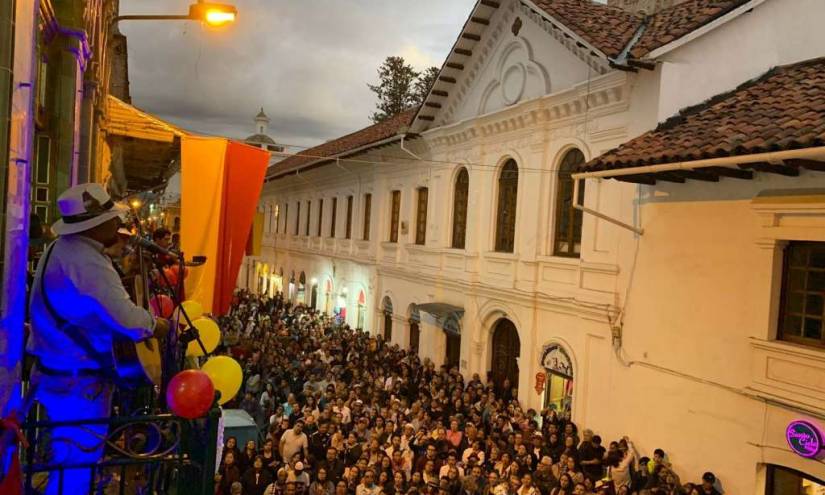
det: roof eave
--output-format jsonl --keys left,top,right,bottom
{"left": 574, "top": 147, "right": 825, "bottom": 181}
{"left": 266, "top": 134, "right": 411, "bottom": 182}
{"left": 411, "top": 0, "right": 500, "bottom": 133}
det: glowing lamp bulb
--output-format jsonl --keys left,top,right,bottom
{"left": 190, "top": 3, "right": 238, "bottom": 26}
{"left": 205, "top": 9, "right": 236, "bottom": 26}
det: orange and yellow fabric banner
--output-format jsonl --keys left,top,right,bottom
{"left": 181, "top": 137, "right": 269, "bottom": 315}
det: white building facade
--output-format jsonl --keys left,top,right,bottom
{"left": 244, "top": 0, "right": 825, "bottom": 492}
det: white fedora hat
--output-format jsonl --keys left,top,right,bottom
{"left": 52, "top": 183, "right": 129, "bottom": 236}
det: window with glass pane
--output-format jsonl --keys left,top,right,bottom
{"left": 415, "top": 188, "right": 428, "bottom": 245}
{"left": 273, "top": 205, "right": 280, "bottom": 234}
{"left": 294, "top": 202, "right": 300, "bottom": 235}
{"left": 331, "top": 197, "right": 337, "bottom": 238}
{"left": 363, "top": 194, "right": 372, "bottom": 241}
{"left": 389, "top": 190, "right": 401, "bottom": 243}
{"left": 317, "top": 199, "right": 324, "bottom": 237}
{"left": 305, "top": 200, "right": 311, "bottom": 236}
{"left": 779, "top": 242, "right": 825, "bottom": 348}
{"left": 284, "top": 204, "right": 288, "bottom": 234}
{"left": 36, "top": 135, "right": 50, "bottom": 184}
{"left": 495, "top": 160, "right": 518, "bottom": 253}
{"left": 34, "top": 205, "right": 48, "bottom": 224}
{"left": 346, "top": 196, "right": 353, "bottom": 239}
{"left": 554, "top": 149, "right": 585, "bottom": 257}
{"left": 452, "top": 168, "right": 469, "bottom": 249}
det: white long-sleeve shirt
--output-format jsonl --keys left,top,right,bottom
{"left": 27, "top": 235, "right": 155, "bottom": 370}
{"left": 609, "top": 443, "right": 637, "bottom": 489}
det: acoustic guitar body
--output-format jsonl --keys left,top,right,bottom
{"left": 112, "top": 337, "right": 163, "bottom": 387}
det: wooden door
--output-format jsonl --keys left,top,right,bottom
{"left": 409, "top": 321, "right": 420, "bottom": 354}
{"left": 384, "top": 312, "right": 393, "bottom": 342}
{"left": 445, "top": 333, "right": 460, "bottom": 369}
{"left": 491, "top": 319, "right": 520, "bottom": 392}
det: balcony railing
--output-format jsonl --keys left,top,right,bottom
{"left": 21, "top": 408, "right": 221, "bottom": 495}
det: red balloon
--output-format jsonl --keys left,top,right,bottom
{"left": 163, "top": 267, "right": 179, "bottom": 288}
{"left": 166, "top": 370, "right": 215, "bottom": 419}
{"left": 150, "top": 294, "right": 174, "bottom": 318}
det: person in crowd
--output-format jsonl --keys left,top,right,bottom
{"left": 281, "top": 420, "right": 310, "bottom": 463}
{"left": 292, "top": 461, "right": 312, "bottom": 492}
{"left": 244, "top": 455, "right": 275, "bottom": 495}
{"left": 698, "top": 472, "right": 721, "bottom": 495}
{"left": 240, "top": 439, "right": 259, "bottom": 474}
{"left": 217, "top": 451, "right": 243, "bottom": 495}
{"left": 607, "top": 437, "right": 638, "bottom": 491}
{"left": 216, "top": 290, "right": 722, "bottom": 495}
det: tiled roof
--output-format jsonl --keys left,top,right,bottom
{"left": 530, "top": 0, "right": 642, "bottom": 58}
{"left": 269, "top": 109, "right": 417, "bottom": 178}
{"left": 629, "top": 0, "right": 751, "bottom": 59}
{"left": 581, "top": 57, "right": 825, "bottom": 172}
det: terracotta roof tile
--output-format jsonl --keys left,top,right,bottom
{"left": 630, "top": 0, "right": 751, "bottom": 59}
{"left": 529, "top": 0, "right": 642, "bottom": 58}
{"left": 581, "top": 57, "right": 825, "bottom": 172}
{"left": 269, "top": 109, "right": 417, "bottom": 178}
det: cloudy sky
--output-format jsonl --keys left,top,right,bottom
{"left": 120, "top": 0, "right": 476, "bottom": 149}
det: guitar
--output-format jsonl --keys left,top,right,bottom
{"left": 112, "top": 337, "right": 163, "bottom": 387}
{"left": 111, "top": 251, "right": 163, "bottom": 388}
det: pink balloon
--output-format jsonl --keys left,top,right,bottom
{"left": 149, "top": 294, "right": 174, "bottom": 318}
{"left": 166, "top": 370, "right": 215, "bottom": 419}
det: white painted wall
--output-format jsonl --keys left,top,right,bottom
{"left": 655, "top": 0, "right": 825, "bottom": 120}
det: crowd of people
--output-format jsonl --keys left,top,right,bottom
{"left": 212, "top": 291, "right": 722, "bottom": 495}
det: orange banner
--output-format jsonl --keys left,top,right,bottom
{"left": 181, "top": 137, "right": 227, "bottom": 314}
{"left": 181, "top": 137, "right": 268, "bottom": 315}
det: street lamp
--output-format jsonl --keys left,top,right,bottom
{"left": 189, "top": 2, "right": 237, "bottom": 26}
{"left": 113, "top": 2, "right": 238, "bottom": 27}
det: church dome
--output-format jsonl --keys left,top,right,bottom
{"left": 245, "top": 133, "right": 277, "bottom": 145}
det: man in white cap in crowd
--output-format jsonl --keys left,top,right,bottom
{"left": 27, "top": 183, "right": 170, "bottom": 495}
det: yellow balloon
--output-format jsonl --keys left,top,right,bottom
{"left": 202, "top": 356, "right": 242, "bottom": 405}
{"left": 181, "top": 300, "right": 204, "bottom": 321}
{"left": 186, "top": 317, "right": 221, "bottom": 357}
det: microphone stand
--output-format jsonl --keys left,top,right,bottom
{"left": 131, "top": 216, "right": 210, "bottom": 404}
{"left": 150, "top": 253, "right": 210, "bottom": 367}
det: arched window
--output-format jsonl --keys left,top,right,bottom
{"left": 495, "top": 160, "right": 518, "bottom": 253}
{"left": 451, "top": 168, "right": 469, "bottom": 249}
{"left": 553, "top": 149, "right": 585, "bottom": 257}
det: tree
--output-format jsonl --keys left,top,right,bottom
{"left": 412, "top": 66, "right": 440, "bottom": 107}
{"left": 368, "top": 57, "right": 441, "bottom": 123}
{"left": 368, "top": 56, "right": 419, "bottom": 123}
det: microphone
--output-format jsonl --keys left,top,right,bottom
{"left": 129, "top": 235, "right": 178, "bottom": 258}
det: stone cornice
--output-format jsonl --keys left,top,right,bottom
{"left": 425, "top": 70, "right": 629, "bottom": 150}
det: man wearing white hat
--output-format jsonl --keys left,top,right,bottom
{"left": 27, "top": 183, "right": 170, "bottom": 495}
